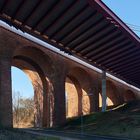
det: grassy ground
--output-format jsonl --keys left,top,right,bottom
{"left": 0, "top": 129, "right": 60, "bottom": 140}
{"left": 1, "top": 101, "right": 140, "bottom": 139}
{"left": 58, "top": 100, "right": 140, "bottom": 139}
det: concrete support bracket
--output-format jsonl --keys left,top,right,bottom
{"left": 102, "top": 71, "right": 107, "bottom": 112}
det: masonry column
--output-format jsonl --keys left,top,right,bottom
{"left": 52, "top": 77, "right": 66, "bottom": 126}
{"left": 102, "top": 71, "right": 107, "bottom": 112}
{"left": 93, "top": 87, "right": 100, "bottom": 112}
{"left": 91, "top": 74, "right": 100, "bottom": 112}
{"left": 0, "top": 55, "right": 13, "bottom": 127}
{"left": 51, "top": 61, "right": 66, "bottom": 127}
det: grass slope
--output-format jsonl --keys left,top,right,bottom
{"left": 59, "top": 100, "right": 140, "bottom": 139}
{"left": 0, "top": 129, "right": 60, "bottom": 140}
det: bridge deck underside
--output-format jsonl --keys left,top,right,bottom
{"left": 0, "top": 0, "right": 140, "bottom": 87}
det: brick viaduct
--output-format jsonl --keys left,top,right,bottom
{"left": 0, "top": 27, "right": 139, "bottom": 128}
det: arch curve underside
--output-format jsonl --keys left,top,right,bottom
{"left": 12, "top": 46, "right": 55, "bottom": 127}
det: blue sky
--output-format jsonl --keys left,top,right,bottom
{"left": 12, "top": 67, "right": 34, "bottom": 98}
{"left": 102, "top": 0, "right": 140, "bottom": 37}
{"left": 12, "top": 1, "right": 140, "bottom": 98}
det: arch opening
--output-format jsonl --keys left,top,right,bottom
{"left": 99, "top": 80, "right": 122, "bottom": 109}
{"left": 12, "top": 46, "right": 55, "bottom": 128}
{"left": 12, "top": 58, "right": 54, "bottom": 128}
{"left": 65, "top": 68, "right": 93, "bottom": 118}
{"left": 12, "top": 66, "right": 34, "bottom": 128}
{"left": 65, "top": 76, "right": 82, "bottom": 118}
{"left": 124, "top": 90, "right": 136, "bottom": 102}
{"left": 99, "top": 93, "right": 114, "bottom": 108}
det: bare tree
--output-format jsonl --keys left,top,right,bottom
{"left": 12, "top": 91, "right": 21, "bottom": 127}
{"left": 12, "top": 91, "right": 34, "bottom": 128}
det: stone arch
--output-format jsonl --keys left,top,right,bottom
{"left": 124, "top": 90, "right": 136, "bottom": 102}
{"left": 65, "top": 75, "right": 82, "bottom": 117}
{"left": 13, "top": 46, "right": 54, "bottom": 76}
{"left": 99, "top": 80, "right": 121, "bottom": 107}
{"left": 12, "top": 46, "right": 55, "bottom": 127}
{"left": 65, "top": 67, "right": 94, "bottom": 118}
{"left": 99, "top": 94, "right": 114, "bottom": 107}
{"left": 106, "top": 80, "right": 120, "bottom": 105}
